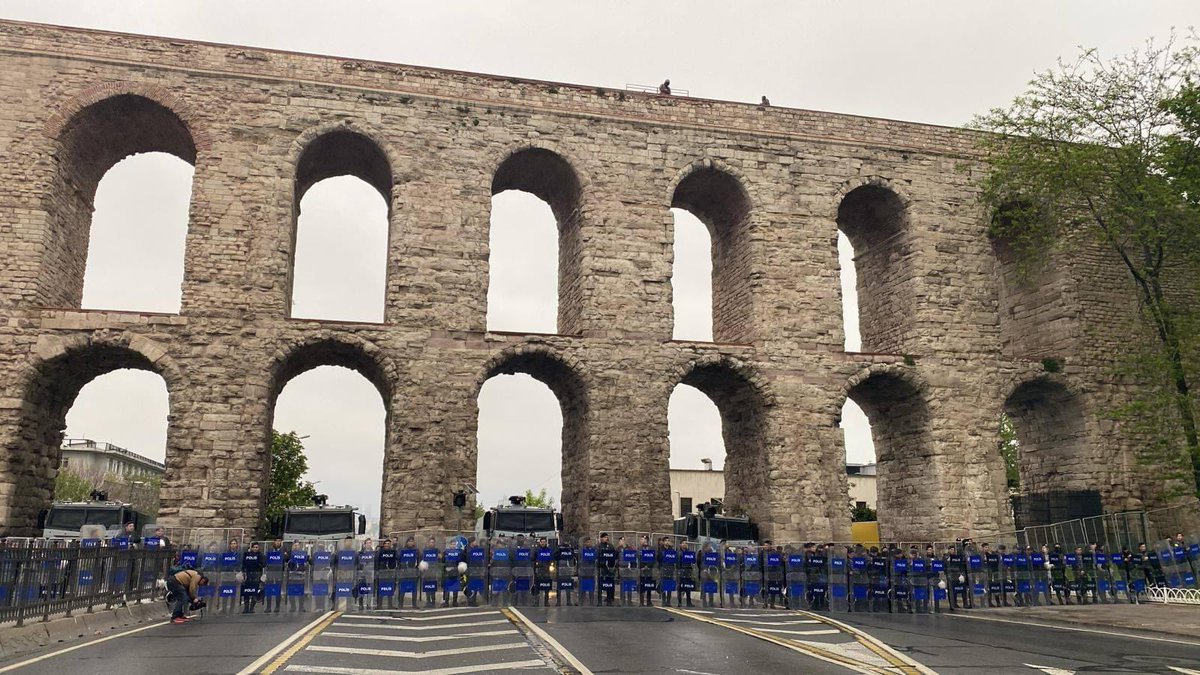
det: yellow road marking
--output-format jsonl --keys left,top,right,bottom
{"left": 661, "top": 607, "right": 887, "bottom": 674}
{"left": 802, "top": 611, "right": 933, "bottom": 675}
{"left": 260, "top": 610, "right": 342, "bottom": 675}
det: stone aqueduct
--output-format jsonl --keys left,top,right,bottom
{"left": 0, "top": 20, "right": 1182, "bottom": 541}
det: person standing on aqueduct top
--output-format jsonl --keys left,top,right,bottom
{"left": 659, "top": 79, "right": 671, "bottom": 95}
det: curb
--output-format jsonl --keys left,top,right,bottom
{"left": 0, "top": 600, "right": 171, "bottom": 661}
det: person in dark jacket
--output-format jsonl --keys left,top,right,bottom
{"left": 241, "top": 542, "right": 264, "bottom": 613}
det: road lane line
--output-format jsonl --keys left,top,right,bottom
{"left": 660, "top": 607, "right": 879, "bottom": 674}
{"left": 801, "top": 610, "right": 934, "bottom": 675}
{"left": 721, "top": 618, "right": 823, "bottom": 625}
{"left": 331, "top": 619, "right": 509, "bottom": 630}
{"left": 949, "top": 612, "right": 1200, "bottom": 646}
{"left": 237, "top": 611, "right": 339, "bottom": 675}
{"left": 0, "top": 619, "right": 168, "bottom": 673}
{"left": 505, "top": 607, "right": 595, "bottom": 675}
{"left": 284, "top": 660, "right": 547, "bottom": 674}
{"left": 255, "top": 610, "right": 343, "bottom": 675}
{"left": 367, "top": 606, "right": 494, "bottom": 615}
{"left": 320, "top": 629, "right": 519, "bottom": 642}
{"left": 340, "top": 611, "right": 498, "bottom": 621}
{"left": 307, "top": 642, "right": 526, "bottom": 658}
{"left": 758, "top": 627, "right": 842, "bottom": 636}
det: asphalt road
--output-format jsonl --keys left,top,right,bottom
{"left": 832, "top": 609, "right": 1200, "bottom": 674}
{"left": 0, "top": 604, "right": 1196, "bottom": 674}
{"left": 0, "top": 610, "right": 316, "bottom": 675}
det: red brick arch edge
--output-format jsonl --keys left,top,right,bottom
{"left": 42, "top": 81, "right": 214, "bottom": 152}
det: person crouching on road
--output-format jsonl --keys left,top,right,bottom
{"left": 167, "top": 569, "right": 209, "bottom": 624}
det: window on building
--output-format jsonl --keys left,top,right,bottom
{"left": 856, "top": 501, "right": 867, "bottom": 510}
{"left": 60, "top": 457, "right": 70, "bottom": 468}
{"left": 680, "top": 497, "right": 692, "bottom": 516}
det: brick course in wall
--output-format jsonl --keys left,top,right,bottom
{"left": 0, "top": 19, "right": 1192, "bottom": 541}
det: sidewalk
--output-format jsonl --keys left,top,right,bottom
{"left": 985, "top": 602, "right": 1200, "bottom": 639}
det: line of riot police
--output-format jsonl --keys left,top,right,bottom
{"left": 171, "top": 531, "right": 1200, "bottom": 614}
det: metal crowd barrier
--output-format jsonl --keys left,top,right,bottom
{"left": 0, "top": 537, "right": 174, "bottom": 627}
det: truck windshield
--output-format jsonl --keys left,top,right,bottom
{"left": 286, "top": 512, "right": 353, "bottom": 537}
{"left": 706, "top": 518, "right": 755, "bottom": 542}
{"left": 46, "top": 507, "right": 124, "bottom": 531}
{"left": 495, "top": 512, "right": 555, "bottom": 533}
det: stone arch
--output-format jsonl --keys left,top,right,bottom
{"left": 475, "top": 345, "right": 590, "bottom": 531}
{"left": 1002, "top": 374, "right": 1094, "bottom": 526}
{"left": 265, "top": 333, "right": 397, "bottom": 521}
{"left": 43, "top": 91, "right": 199, "bottom": 309}
{"left": 489, "top": 146, "right": 586, "bottom": 335}
{"left": 672, "top": 355, "right": 772, "bottom": 527}
{"left": 834, "top": 177, "right": 917, "bottom": 354}
{"left": 267, "top": 333, "right": 398, "bottom": 406}
{"left": 670, "top": 160, "right": 756, "bottom": 344}
{"left": 841, "top": 363, "right": 936, "bottom": 540}
{"left": 288, "top": 122, "right": 396, "bottom": 322}
{"left": 3, "top": 334, "right": 183, "bottom": 535}
{"left": 290, "top": 121, "right": 397, "bottom": 210}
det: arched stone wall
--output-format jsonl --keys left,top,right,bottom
{"left": 0, "top": 21, "right": 1184, "bottom": 538}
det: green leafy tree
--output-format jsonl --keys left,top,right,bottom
{"left": 999, "top": 414, "right": 1021, "bottom": 491}
{"left": 975, "top": 35, "right": 1200, "bottom": 494}
{"left": 523, "top": 488, "right": 555, "bottom": 509}
{"left": 54, "top": 467, "right": 96, "bottom": 502}
{"left": 266, "top": 430, "right": 318, "bottom": 524}
{"left": 850, "top": 502, "right": 877, "bottom": 523}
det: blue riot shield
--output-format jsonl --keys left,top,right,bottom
{"left": 311, "top": 546, "right": 333, "bottom": 611}
{"left": 702, "top": 546, "right": 723, "bottom": 608}
{"left": 785, "top": 546, "right": 806, "bottom": 609}
{"left": 285, "top": 546, "right": 310, "bottom": 612}
{"left": 512, "top": 541, "right": 533, "bottom": 605}
{"left": 828, "top": 547, "right": 847, "bottom": 612}
{"left": 850, "top": 549, "right": 869, "bottom": 611}
{"left": 721, "top": 548, "right": 739, "bottom": 607}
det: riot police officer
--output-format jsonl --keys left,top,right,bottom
{"left": 421, "top": 536, "right": 441, "bottom": 608}
{"left": 264, "top": 539, "right": 286, "bottom": 613}
{"left": 638, "top": 535, "right": 656, "bottom": 607}
{"left": 701, "top": 542, "right": 721, "bottom": 608}
{"left": 763, "top": 541, "right": 785, "bottom": 609}
{"left": 579, "top": 535, "right": 599, "bottom": 607}
{"left": 398, "top": 536, "right": 420, "bottom": 609}
{"left": 532, "top": 536, "right": 554, "bottom": 607}
{"left": 998, "top": 544, "right": 1015, "bottom": 607}
{"left": 677, "top": 539, "right": 698, "bottom": 608}
{"left": 658, "top": 537, "right": 679, "bottom": 607}
{"left": 376, "top": 538, "right": 397, "bottom": 608}
{"left": 555, "top": 537, "right": 576, "bottom": 606}
{"left": 241, "top": 541, "right": 264, "bottom": 614}
{"left": 981, "top": 542, "right": 1001, "bottom": 608}
{"left": 595, "top": 530, "right": 614, "bottom": 605}
{"left": 618, "top": 536, "right": 638, "bottom": 607}
{"left": 286, "top": 542, "right": 310, "bottom": 613}
{"left": 1049, "top": 544, "right": 1068, "bottom": 604}
{"left": 947, "top": 544, "right": 969, "bottom": 611}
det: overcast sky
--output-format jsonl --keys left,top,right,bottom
{"left": 13, "top": 0, "right": 1194, "bottom": 527}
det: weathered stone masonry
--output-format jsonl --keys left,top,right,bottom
{"left": 0, "top": 20, "right": 1187, "bottom": 542}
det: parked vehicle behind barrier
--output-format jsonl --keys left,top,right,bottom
{"left": 39, "top": 500, "right": 152, "bottom": 540}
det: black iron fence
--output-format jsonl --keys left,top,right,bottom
{"left": 0, "top": 539, "right": 173, "bottom": 626}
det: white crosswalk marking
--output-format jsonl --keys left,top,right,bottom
{"left": 1024, "top": 665, "right": 1076, "bottom": 675}
{"left": 321, "top": 630, "right": 519, "bottom": 643}
{"left": 340, "top": 611, "right": 499, "bottom": 621}
{"left": 278, "top": 607, "right": 555, "bottom": 674}
{"left": 720, "top": 618, "right": 823, "bottom": 625}
{"left": 758, "top": 627, "right": 842, "bottom": 636}
{"left": 331, "top": 619, "right": 509, "bottom": 630}
{"left": 284, "top": 660, "right": 548, "bottom": 675}
{"left": 308, "top": 643, "right": 528, "bottom": 659}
